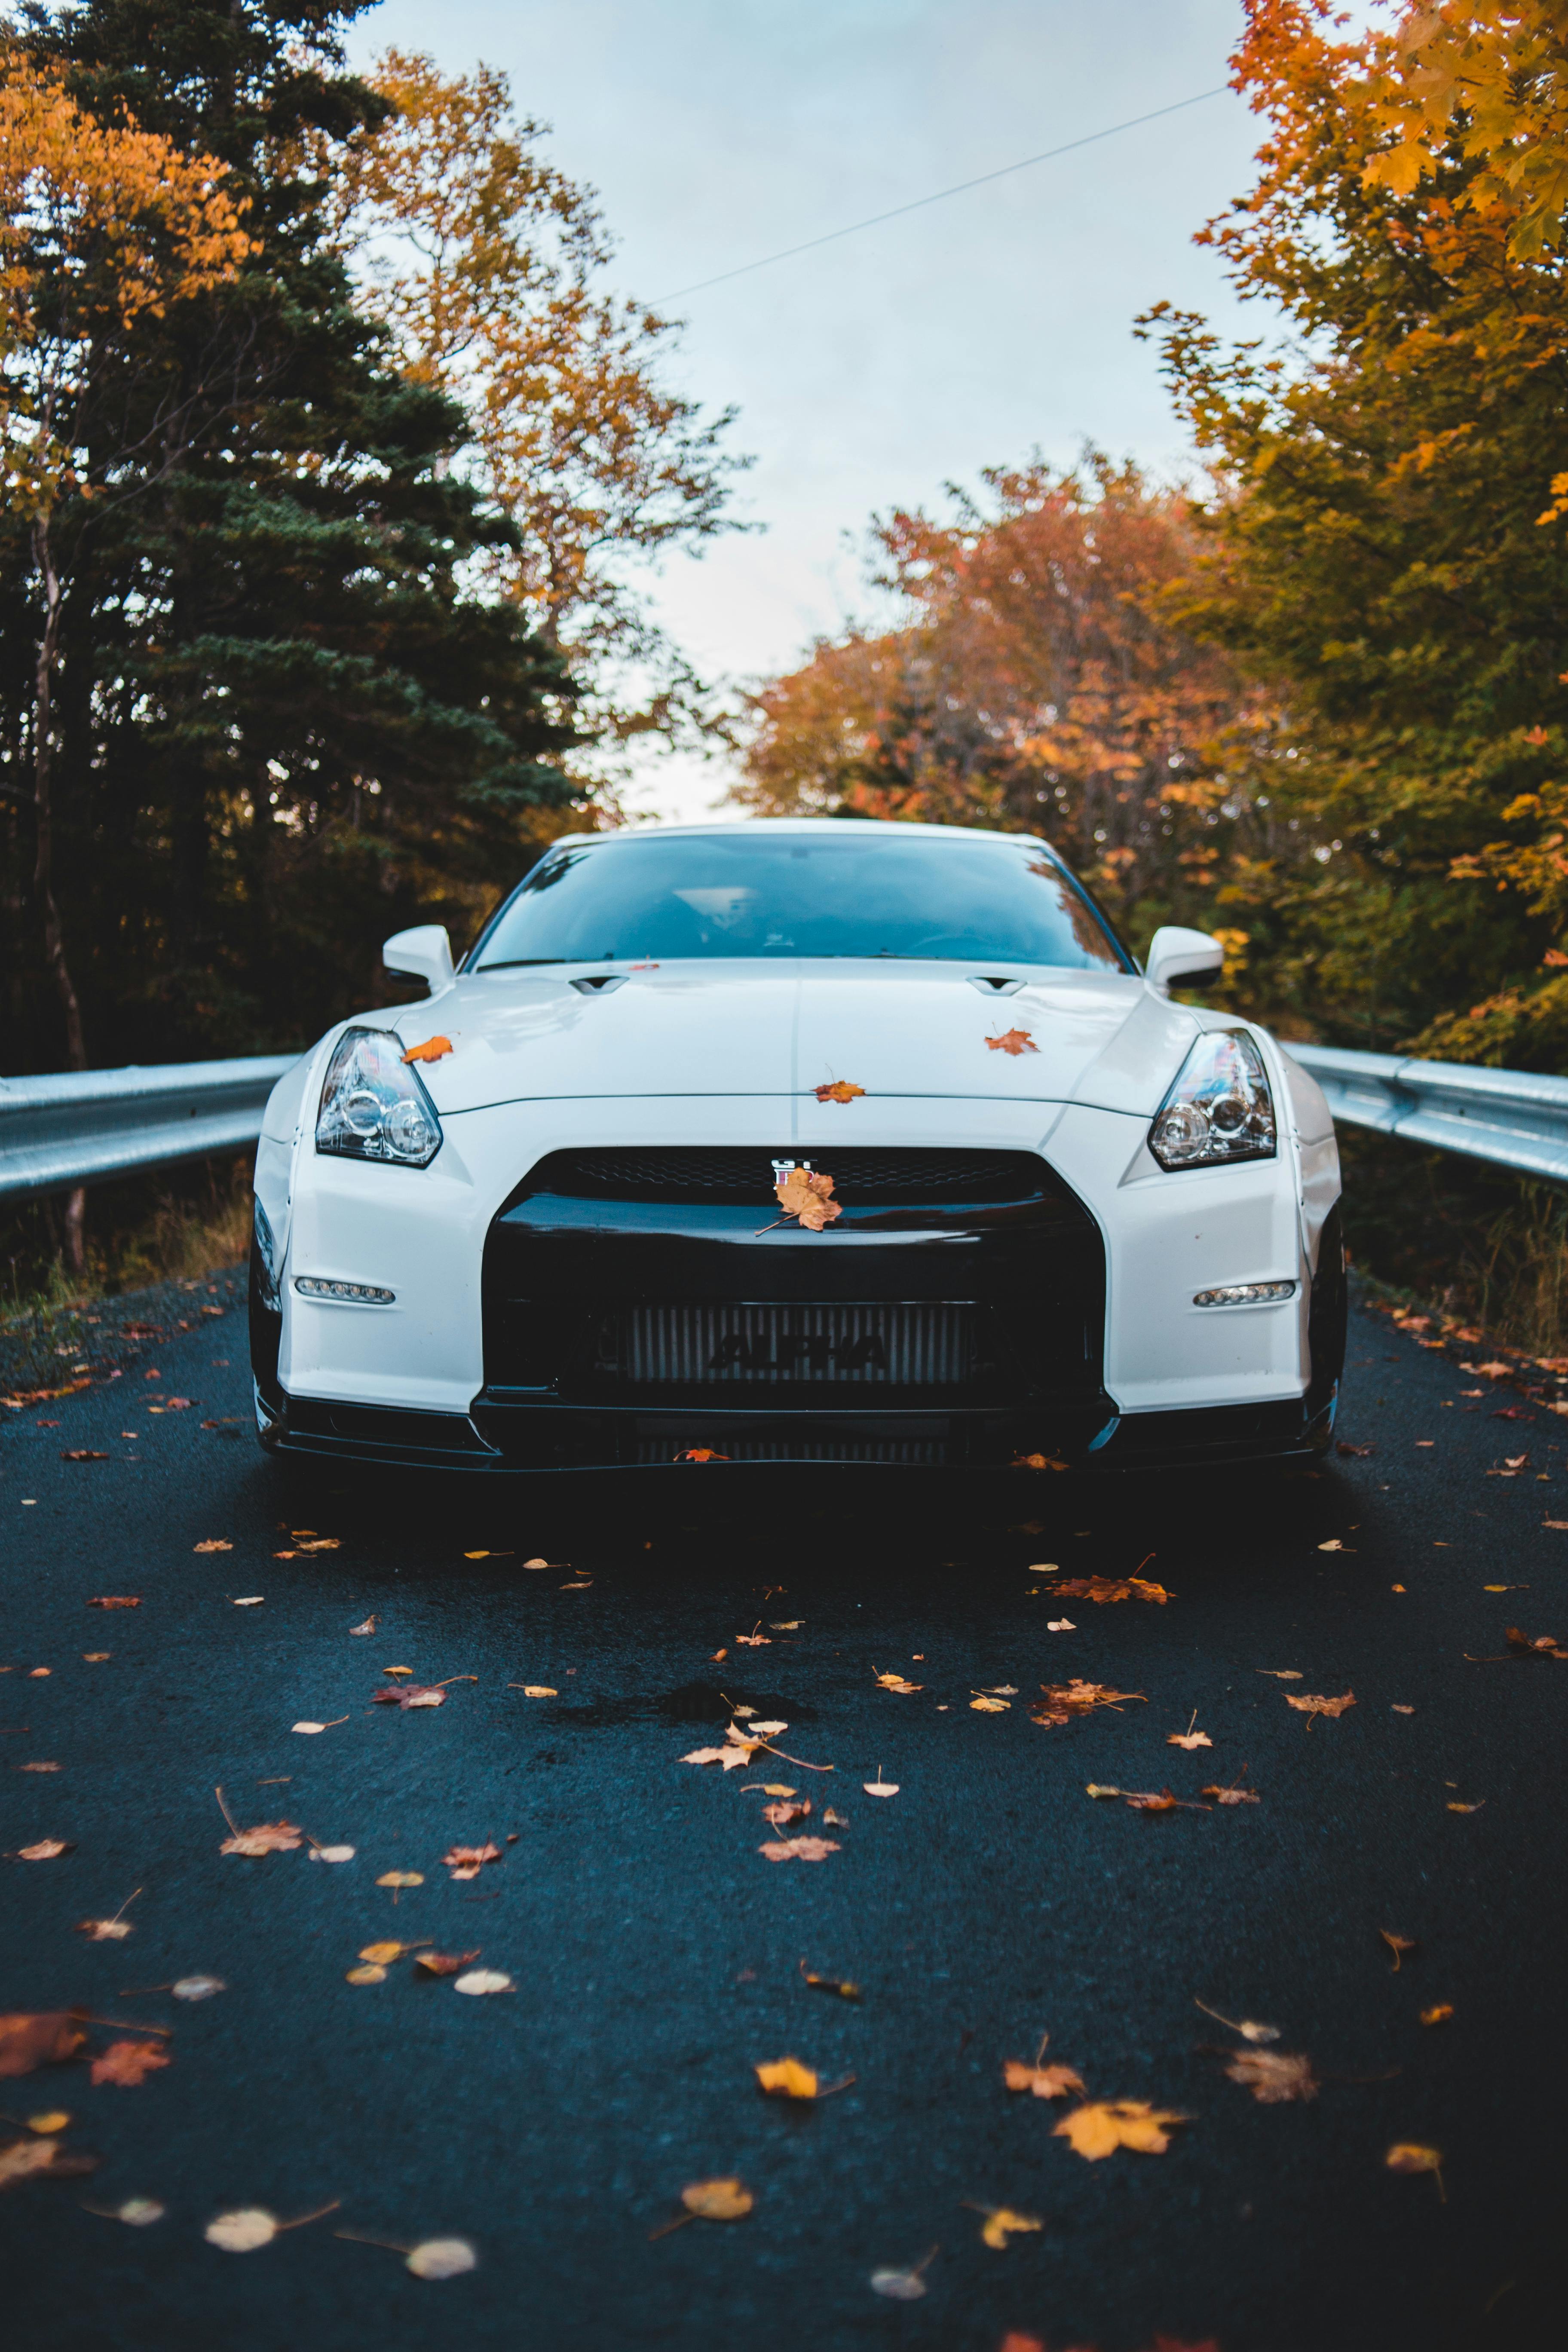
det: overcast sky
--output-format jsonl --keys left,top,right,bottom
{"left": 354, "top": 0, "right": 1269, "bottom": 819}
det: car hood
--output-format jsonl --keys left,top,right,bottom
{"left": 381, "top": 962, "right": 1200, "bottom": 1121}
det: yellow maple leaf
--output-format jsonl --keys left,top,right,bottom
{"left": 1054, "top": 2099, "right": 1190, "bottom": 2160}
{"left": 754, "top": 2057, "right": 818, "bottom": 2099}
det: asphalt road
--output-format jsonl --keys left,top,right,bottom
{"left": 3, "top": 1284, "right": 1566, "bottom": 2352}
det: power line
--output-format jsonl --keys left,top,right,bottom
{"left": 652, "top": 86, "right": 1230, "bottom": 305}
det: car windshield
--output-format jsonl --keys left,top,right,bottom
{"left": 471, "top": 830, "right": 1131, "bottom": 971}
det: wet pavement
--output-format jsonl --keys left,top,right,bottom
{"left": 2, "top": 1288, "right": 1565, "bottom": 2351}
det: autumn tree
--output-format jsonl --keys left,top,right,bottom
{"left": 1, "top": 54, "right": 251, "bottom": 1078}
{"left": 0, "top": 3, "right": 577, "bottom": 1102}
{"left": 738, "top": 453, "right": 1289, "bottom": 982}
{"left": 1138, "top": 0, "right": 1568, "bottom": 1062}
{"left": 326, "top": 49, "right": 749, "bottom": 775}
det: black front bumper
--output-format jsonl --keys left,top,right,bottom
{"left": 252, "top": 1150, "right": 1342, "bottom": 1475}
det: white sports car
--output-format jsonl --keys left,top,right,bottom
{"left": 249, "top": 819, "right": 1344, "bottom": 1476}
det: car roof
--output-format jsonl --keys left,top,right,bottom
{"left": 547, "top": 818, "right": 1051, "bottom": 850}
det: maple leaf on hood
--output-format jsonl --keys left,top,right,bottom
{"left": 813, "top": 1080, "right": 865, "bottom": 1104}
{"left": 773, "top": 1164, "right": 841, "bottom": 1231}
{"left": 985, "top": 1028, "right": 1038, "bottom": 1056}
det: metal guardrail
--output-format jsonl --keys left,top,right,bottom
{"left": 2, "top": 1039, "right": 1566, "bottom": 1201}
{"left": 1288, "top": 1043, "right": 1568, "bottom": 1185}
{"left": 0, "top": 1055, "right": 299, "bottom": 1201}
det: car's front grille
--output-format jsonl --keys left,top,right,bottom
{"left": 603, "top": 1302, "right": 974, "bottom": 1389}
{"left": 521, "top": 1147, "right": 1051, "bottom": 1207}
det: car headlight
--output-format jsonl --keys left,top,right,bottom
{"left": 1148, "top": 1031, "right": 1276, "bottom": 1170}
{"left": 315, "top": 1028, "right": 443, "bottom": 1167}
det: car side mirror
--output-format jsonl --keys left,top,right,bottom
{"left": 382, "top": 924, "right": 454, "bottom": 996}
{"left": 1145, "top": 925, "right": 1225, "bottom": 995}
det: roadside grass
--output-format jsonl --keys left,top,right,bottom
{"left": 1, "top": 1155, "right": 250, "bottom": 1350}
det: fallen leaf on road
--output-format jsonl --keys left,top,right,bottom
{"left": 1194, "top": 2001, "right": 1279, "bottom": 2044}
{"left": 453, "top": 1970, "right": 512, "bottom": 1996}
{"left": 509, "top": 1685, "right": 557, "bottom": 1698}
{"left": 359, "top": 1941, "right": 423, "bottom": 1965}
{"left": 970, "top": 1694, "right": 1010, "bottom": 1712}
{"left": 870, "top": 2255, "right": 935, "bottom": 2300}
{"left": 1054, "top": 2100, "right": 1190, "bottom": 2159}
{"left": 376, "top": 1871, "right": 423, "bottom": 1890}
{"left": 1505, "top": 1626, "right": 1568, "bottom": 1658}
{"left": 220, "top": 1821, "right": 301, "bottom": 1858}
{"left": 345, "top": 1966, "right": 386, "bottom": 1985}
{"left": 985, "top": 1028, "right": 1038, "bottom": 1056}
{"left": 90, "top": 2041, "right": 170, "bottom": 2088}
{"left": 373, "top": 1684, "right": 445, "bottom": 1709}
{"left": 86, "top": 1597, "right": 139, "bottom": 1610}
{"left": 1167, "top": 1713, "right": 1213, "bottom": 1750}
{"left": 684, "top": 2178, "right": 752, "bottom": 2220}
{"left": 306, "top": 1846, "right": 354, "bottom": 1865}
{"left": 83, "top": 1653, "right": 109, "bottom": 1661}
{"left": 1086, "top": 1784, "right": 1124, "bottom": 1798}
{"left": 0, "top": 2013, "right": 86, "bottom": 2077}
{"left": 413, "top": 1950, "right": 483, "bottom": 1978}
{"left": 1381, "top": 1932, "right": 1417, "bottom": 1972}
{"left": 18, "top": 1763, "right": 59, "bottom": 1773}
{"left": 87, "top": 2197, "right": 164, "bottom": 2225}
{"left": 1125, "top": 1790, "right": 1185, "bottom": 1813}
{"left": 77, "top": 1892, "right": 138, "bottom": 1941}
{"left": 291, "top": 1719, "right": 348, "bottom": 1735}
{"left": 968, "top": 2203, "right": 1042, "bottom": 2249}
{"left": 205, "top": 2208, "right": 281, "bottom": 2252}
{"left": 1446, "top": 1800, "right": 1485, "bottom": 1813}
{"left": 762, "top": 1800, "right": 811, "bottom": 1827}
{"left": 172, "top": 1976, "right": 225, "bottom": 2001}
{"left": 1421, "top": 2004, "right": 1454, "bottom": 2026}
{"left": 755, "top": 2057, "right": 820, "bottom": 2098}
{"left": 61, "top": 1451, "right": 108, "bottom": 1461}
{"left": 0, "top": 2136, "right": 98, "bottom": 2187}
{"left": 1392, "top": 1704, "right": 1415, "bottom": 1714}
{"left": 814, "top": 1080, "right": 866, "bottom": 1103}
{"left": 759, "top": 1837, "right": 840, "bottom": 1862}
{"left": 1203, "top": 1782, "right": 1261, "bottom": 1806}
{"left": 1012, "top": 1452, "right": 1069, "bottom": 1470}
{"left": 1285, "top": 1691, "right": 1356, "bottom": 1721}
{"left": 821, "top": 1805, "right": 849, "bottom": 1825}
{"left": 1336, "top": 1441, "right": 1375, "bottom": 1458}
{"left": 442, "top": 1841, "right": 502, "bottom": 1880}
{"left": 863, "top": 1778, "right": 899, "bottom": 1798}
{"left": 348, "top": 1617, "right": 377, "bottom": 1636}
{"left": 1004, "top": 2053, "right": 1085, "bottom": 2100}
{"left": 1032, "top": 1679, "right": 1145, "bottom": 1727}
{"left": 1053, "top": 1575, "right": 1170, "bottom": 1605}
{"left": 404, "top": 2238, "right": 478, "bottom": 2278}
{"left": 1223, "top": 2049, "right": 1318, "bottom": 2103}
{"left": 1256, "top": 1669, "right": 1303, "bottom": 1680}
{"left": 1385, "top": 2142, "right": 1445, "bottom": 2198}
{"left": 16, "top": 1839, "right": 72, "bottom": 1860}
{"left": 801, "top": 1966, "right": 860, "bottom": 1999}
{"left": 193, "top": 1540, "right": 232, "bottom": 1553}
{"left": 1317, "top": 1539, "right": 1351, "bottom": 1552}
{"left": 874, "top": 1670, "right": 922, "bottom": 1693}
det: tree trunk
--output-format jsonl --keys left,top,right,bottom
{"left": 32, "top": 512, "right": 89, "bottom": 1274}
